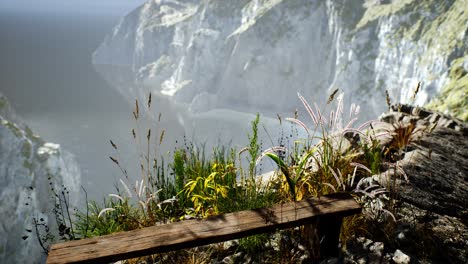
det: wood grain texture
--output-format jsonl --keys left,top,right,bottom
{"left": 47, "top": 192, "right": 361, "bottom": 264}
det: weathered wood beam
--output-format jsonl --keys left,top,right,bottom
{"left": 47, "top": 192, "right": 361, "bottom": 264}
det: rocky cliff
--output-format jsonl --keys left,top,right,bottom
{"left": 341, "top": 104, "right": 467, "bottom": 263}
{"left": 0, "top": 94, "right": 81, "bottom": 263}
{"left": 93, "top": 0, "right": 466, "bottom": 124}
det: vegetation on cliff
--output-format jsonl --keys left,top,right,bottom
{"left": 426, "top": 56, "right": 468, "bottom": 121}
{"left": 37, "top": 87, "right": 463, "bottom": 263}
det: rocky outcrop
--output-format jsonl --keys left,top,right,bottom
{"left": 358, "top": 104, "right": 468, "bottom": 263}
{"left": 0, "top": 93, "right": 81, "bottom": 263}
{"left": 379, "top": 104, "right": 468, "bottom": 219}
{"left": 93, "top": 0, "right": 467, "bottom": 121}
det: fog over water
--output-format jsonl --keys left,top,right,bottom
{"left": 0, "top": 6, "right": 148, "bottom": 200}
{"left": 0, "top": 2, "right": 283, "bottom": 202}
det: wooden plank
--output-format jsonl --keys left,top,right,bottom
{"left": 47, "top": 193, "right": 361, "bottom": 264}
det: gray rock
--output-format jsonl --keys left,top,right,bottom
{"left": 380, "top": 104, "right": 468, "bottom": 219}
{"left": 222, "top": 255, "right": 233, "bottom": 264}
{"left": 356, "top": 257, "right": 367, "bottom": 264}
{"left": 368, "top": 242, "right": 385, "bottom": 263}
{"left": 223, "top": 239, "right": 239, "bottom": 251}
{"left": 369, "top": 242, "right": 384, "bottom": 256}
{"left": 392, "top": 249, "right": 410, "bottom": 264}
{"left": 370, "top": 105, "right": 468, "bottom": 263}
{"left": 0, "top": 93, "right": 81, "bottom": 263}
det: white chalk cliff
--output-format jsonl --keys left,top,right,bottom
{"left": 0, "top": 94, "right": 81, "bottom": 263}
{"left": 93, "top": 0, "right": 467, "bottom": 141}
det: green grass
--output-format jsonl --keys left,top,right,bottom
{"left": 35, "top": 91, "right": 431, "bottom": 263}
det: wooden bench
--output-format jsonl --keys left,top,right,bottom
{"left": 47, "top": 192, "right": 361, "bottom": 264}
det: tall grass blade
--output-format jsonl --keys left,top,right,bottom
{"left": 98, "top": 208, "right": 115, "bottom": 218}
{"left": 265, "top": 153, "right": 296, "bottom": 201}
{"left": 285, "top": 117, "right": 310, "bottom": 135}
{"left": 108, "top": 194, "right": 124, "bottom": 202}
{"left": 350, "top": 162, "right": 372, "bottom": 174}
{"left": 297, "top": 93, "right": 318, "bottom": 126}
{"left": 119, "top": 179, "right": 133, "bottom": 198}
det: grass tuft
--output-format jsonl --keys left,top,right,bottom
{"left": 37, "top": 89, "right": 435, "bottom": 263}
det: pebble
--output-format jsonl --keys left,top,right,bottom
{"left": 392, "top": 249, "right": 410, "bottom": 264}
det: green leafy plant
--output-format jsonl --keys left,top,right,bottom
{"left": 181, "top": 162, "right": 235, "bottom": 217}
{"left": 248, "top": 113, "right": 261, "bottom": 177}
{"left": 258, "top": 91, "right": 375, "bottom": 201}
{"left": 40, "top": 89, "right": 421, "bottom": 262}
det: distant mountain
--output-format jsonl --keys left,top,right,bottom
{"left": 92, "top": 0, "right": 467, "bottom": 144}
{"left": 93, "top": 0, "right": 468, "bottom": 148}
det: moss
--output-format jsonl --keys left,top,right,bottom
{"left": 337, "top": 1, "right": 366, "bottom": 29}
{"left": 21, "top": 141, "right": 32, "bottom": 159}
{"left": 417, "top": 0, "right": 467, "bottom": 65}
{"left": 24, "top": 125, "right": 43, "bottom": 144}
{"left": 356, "top": 0, "right": 415, "bottom": 29}
{"left": 2, "top": 120, "right": 23, "bottom": 138}
{"left": 353, "top": 0, "right": 467, "bottom": 110}
{"left": 23, "top": 160, "right": 34, "bottom": 175}
{"left": 426, "top": 56, "right": 468, "bottom": 121}
{"left": 22, "top": 140, "right": 34, "bottom": 175}
{"left": 356, "top": 0, "right": 466, "bottom": 61}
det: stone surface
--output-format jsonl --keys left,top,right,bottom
{"left": 367, "top": 104, "right": 468, "bottom": 263}
{"left": 392, "top": 249, "right": 410, "bottom": 264}
{"left": 379, "top": 104, "right": 468, "bottom": 219}
{"left": 93, "top": 0, "right": 467, "bottom": 136}
{"left": 0, "top": 93, "right": 81, "bottom": 264}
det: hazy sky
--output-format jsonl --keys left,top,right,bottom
{"left": 1, "top": 0, "right": 147, "bottom": 16}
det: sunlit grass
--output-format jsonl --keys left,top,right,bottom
{"left": 37, "top": 89, "right": 432, "bottom": 263}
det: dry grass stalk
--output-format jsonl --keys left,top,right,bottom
{"left": 410, "top": 81, "right": 421, "bottom": 102}
{"left": 327, "top": 88, "right": 339, "bottom": 104}
{"left": 148, "top": 93, "right": 152, "bottom": 109}
{"left": 159, "top": 130, "right": 165, "bottom": 145}
{"left": 133, "top": 99, "right": 139, "bottom": 120}
{"left": 109, "top": 156, "right": 119, "bottom": 165}
{"left": 298, "top": 92, "right": 318, "bottom": 126}
{"left": 110, "top": 140, "right": 117, "bottom": 150}
{"left": 385, "top": 90, "right": 391, "bottom": 110}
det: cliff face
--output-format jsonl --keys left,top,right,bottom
{"left": 0, "top": 94, "right": 81, "bottom": 263}
{"left": 426, "top": 55, "right": 468, "bottom": 121}
{"left": 352, "top": 105, "right": 468, "bottom": 263}
{"left": 93, "top": 0, "right": 467, "bottom": 120}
